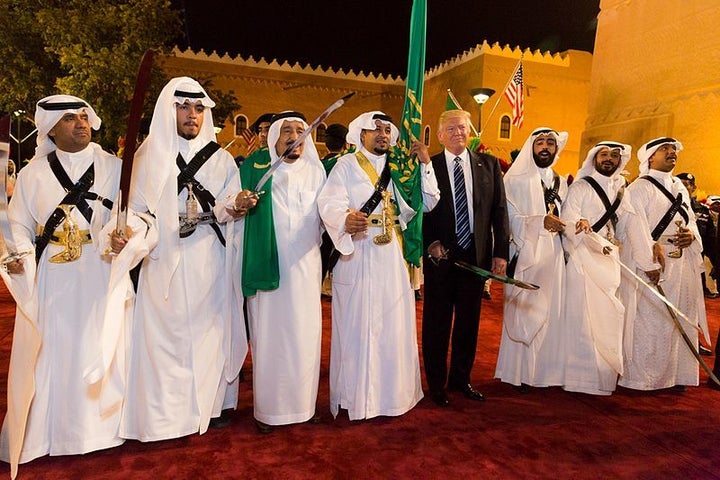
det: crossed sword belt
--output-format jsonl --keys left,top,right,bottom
{"left": 586, "top": 231, "right": 720, "bottom": 387}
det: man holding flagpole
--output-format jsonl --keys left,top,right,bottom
{"left": 317, "top": 0, "right": 440, "bottom": 420}
{"left": 318, "top": 111, "right": 439, "bottom": 420}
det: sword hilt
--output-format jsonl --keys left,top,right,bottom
{"left": 2, "top": 250, "right": 32, "bottom": 265}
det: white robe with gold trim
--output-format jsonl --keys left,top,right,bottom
{"left": 317, "top": 149, "right": 428, "bottom": 420}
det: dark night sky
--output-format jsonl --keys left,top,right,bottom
{"left": 175, "top": 0, "right": 600, "bottom": 78}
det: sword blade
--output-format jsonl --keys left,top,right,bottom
{"left": 116, "top": 49, "right": 155, "bottom": 234}
{"left": 253, "top": 92, "right": 355, "bottom": 193}
{"left": 586, "top": 231, "right": 700, "bottom": 332}
{"left": 0, "top": 115, "right": 16, "bottom": 251}
{"left": 454, "top": 260, "right": 540, "bottom": 290}
{"left": 0, "top": 115, "right": 31, "bottom": 263}
{"left": 656, "top": 284, "right": 720, "bottom": 387}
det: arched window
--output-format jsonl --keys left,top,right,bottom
{"left": 234, "top": 114, "right": 249, "bottom": 137}
{"left": 316, "top": 123, "right": 327, "bottom": 143}
{"left": 423, "top": 125, "right": 431, "bottom": 146}
{"left": 499, "top": 115, "right": 511, "bottom": 139}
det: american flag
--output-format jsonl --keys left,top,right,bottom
{"left": 241, "top": 128, "right": 258, "bottom": 155}
{"left": 503, "top": 61, "right": 524, "bottom": 129}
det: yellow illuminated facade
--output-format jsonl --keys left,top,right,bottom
{"left": 584, "top": 0, "right": 720, "bottom": 193}
{"left": 163, "top": 1, "right": 720, "bottom": 195}
{"left": 161, "top": 43, "right": 592, "bottom": 174}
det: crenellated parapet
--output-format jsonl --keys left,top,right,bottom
{"left": 426, "top": 41, "right": 571, "bottom": 79}
{"left": 169, "top": 47, "right": 404, "bottom": 85}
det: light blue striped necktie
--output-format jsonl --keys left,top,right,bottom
{"left": 453, "top": 157, "right": 471, "bottom": 249}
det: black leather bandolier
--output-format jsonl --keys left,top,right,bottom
{"left": 176, "top": 141, "right": 225, "bottom": 246}
{"left": 542, "top": 172, "right": 562, "bottom": 213}
{"left": 509, "top": 173, "right": 562, "bottom": 277}
{"left": 327, "top": 159, "right": 392, "bottom": 271}
{"left": 35, "top": 152, "right": 114, "bottom": 262}
{"left": 581, "top": 176, "right": 624, "bottom": 233}
{"left": 640, "top": 176, "right": 690, "bottom": 241}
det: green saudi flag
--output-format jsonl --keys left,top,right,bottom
{"left": 446, "top": 89, "right": 462, "bottom": 110}
{"left": 391, "top": 0, "right": 426, "bottom": 267}
{"left": 446, "top": 88, "right": 479, "bottom": 136}
{"left": 398, "top": 0, "right": 426, "bottom": 151}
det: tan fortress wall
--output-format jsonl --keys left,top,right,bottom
{"left": 583, "top": 0, "right": 720, "bottom": 193}
{"left": 160, "top": 43, "right": 591, "bottom": 173}
{"left": 161, "top": 48, "right": 404, "bottom": 159}
{"left": 423, "top": 42, "right": 591, "bottom": 175}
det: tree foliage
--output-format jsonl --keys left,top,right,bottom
{"left": 0, "top": 0, "right": 240, "bottom": 151}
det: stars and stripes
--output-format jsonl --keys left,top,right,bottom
{"left": 241, "top": 128, "right": 257, "bottom": 155}
{"left": 503, "top": 61, "right": 524, "bottom": 129}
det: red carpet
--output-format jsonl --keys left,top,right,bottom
{"left": 0, "top": 282, "right": 719, "bottom": 479}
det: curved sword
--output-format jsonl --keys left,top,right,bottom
{"left": 115, "top": 50, "right": 155, "bottom": 238}
{"left": 253, "top": 92, "right": 355, "bottom": 193}
{"left": 656, "top": 283, "right": 720, "bottom": 387}
{"left": 586, "top": 231, "right": 700, "bottom": 332}
{"left": 0, "top": 114, "right": 31, "bottom": 264}
{"left": 454, "top": 260, "right": 540, "bottom": 290}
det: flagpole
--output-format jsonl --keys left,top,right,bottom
{"left": 447, "top": 89, "right": 479, "bottom": 137}
{"left": 479, "top": 57, "right": 522, "bottom": 137}
{"left": 398, "top": 0, "right": 426, "bottom": 151}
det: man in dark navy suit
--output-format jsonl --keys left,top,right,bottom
{"left": 422, "top": 109, "right": 509, "bottom": 406}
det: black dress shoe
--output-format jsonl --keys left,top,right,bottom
{"left": 513, "top": 383, "right": 532, "bottom": 394}
{"left": 450, "top": 383, "right": 486, "bottom": 401}
{"left": 704, "top": 290, "right": 719, "bottom": 299}
{"left": 670, "top": 385, "right": 686, "bottom": 392}
{"left": 699, "top": 344, "right": 713, "bottom": 356}
{"left": 209, "top": 411, "right": 232, "bottom": 429}
{"left": 430, "top": 390, "right": 450, "bottom": 407}
{"left": 308, "top": 411, "right": 322, "bottom": 424}
{"left": 255, "top": 419, "right": 273, "bottom": 434}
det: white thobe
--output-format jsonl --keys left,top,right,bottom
{"left": 121, "top": 139, "right": 246, "bottom": 441}
{"left": 317, "top": 148, "right": 438, "bottom": 420}
{"left": 495, "top": 167, "right": 567, "bottom": 386}
{"left": 561, "top": 172, "right": 655, "bottom": 395}
{"left": 619, "top": 170, "right": 710, "bottom": 390}
{"left": 0, "top": 145, "right": 125, "bottom": 469}
{"left": 246, "top": 157, "right": 325, "bottom": 425}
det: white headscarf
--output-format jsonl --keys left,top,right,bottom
{"left": 266, "top": 112, "right": 320, "bottom": 164}
{"left": 133, "top": 77, "right": 217, "bottom": 214}
{"left": 505, "top": 127, "right": 569, "bottom": 180}
{"left": 636, "top": 137, "right": 683, "bottom": 175}
{"left": 33, "top": 94, "right": 101, "bottom": 159}
{"left": 577, "top": 141, "right": 632, "bottom": 181}
{"left": 130, "top": 77, "right": 219, "bottom": 298}
{"left": 503, "top": 127, "right": 569, "bottom": 225}
{"left": 346, "top": 111, "right": 399, "bottom": 148}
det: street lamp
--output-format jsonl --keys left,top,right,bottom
{"left": 469, "top": 88, "right": 495, "bottom": 134}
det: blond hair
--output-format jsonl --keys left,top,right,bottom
{"left": 438, "top": 109, "right": 471, "bottom": 130}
